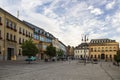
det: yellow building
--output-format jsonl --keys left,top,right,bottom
{"left": 89, "top": 39, "right": 119, "bottom": 61}
{"left": 0, "top": 8, "right": 33, "bottom": 60}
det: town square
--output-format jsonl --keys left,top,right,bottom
{"left": 0, "top": 0, "right": 120, "bottom": 80}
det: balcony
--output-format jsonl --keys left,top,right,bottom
{"left": 19, "top": 31, "right": 22, "bottom": 34}
{"left": 14, "top": 40, "right": 17, "bottom": 43}
{"left": 19, "top": 42, "right": 22, "bottom": 44}
{"left": 6, "top": 25, "right": 10, "bottom": 28}
{"left": 10, "top": 27, "right": 12, "bottom": 29}
{"left": 6, "top": 38, "right": 10, "bottom": 41}
{"left": 26, "top": 34, "right": 29, "bottom": 37}
{"left": 0, "top": 22, "right": 2, "bottom": 25}
{"left": 14, "top": 29, "right": 17, "bottom": 32}
{"left": 0, "top": 37, "right": 2, "bottom": 39}
{"left": 23, "top": 33, "right": 25, "bottom": 35}
{"left": 11, "top": 40, "right": 17, "bottom": 43}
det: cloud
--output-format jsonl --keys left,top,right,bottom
{"left": 88, "top": 6, "right": 103, "bottom": 15}
{"left": 0, "top": 0, "right": 120, "bottom": 47}
{"left": 106, "top": 1, "right": 115, "bottom": 10}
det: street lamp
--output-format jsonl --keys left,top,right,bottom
{"left": 82, "top": 34, "right": 89, "bottom": 65}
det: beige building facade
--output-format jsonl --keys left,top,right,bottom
{"left": 74, "top": 43, "right": 89, "bottom": 59}
{"left": 0, "top": 8, "right": 33, "bottom": 60}
{"left": 89, "top": 39, "right": 119, "bottom": 61}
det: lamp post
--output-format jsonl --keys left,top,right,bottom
{"left": 82, "top": 34, "right": 88, "bottom": 65}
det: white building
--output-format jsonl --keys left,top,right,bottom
{"left": 52, "top": 38, "right": 67, "bottom": 56}
{"left": 74, "top": 43, "right": 89, "bottom": 59}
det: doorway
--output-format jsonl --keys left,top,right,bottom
{"left": 101, "top": 54, "right": 105, "bottom": 59}
{"left": 7, "top": 48, "right": 14, "bottom": 60}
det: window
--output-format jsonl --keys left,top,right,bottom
{"left": 14, "top": 24, "right": 16, "bottom": 30}
{"left": 19, "top": 49, "right": 22, "bottom": 55}
{"left": 19, "top": 27, "right": 21, "bottom": 33}
{"left": 10, "top": 21, "right": 12, "bottom": 28}
{"left": 22, "top": 39, "right": 24, "bottom": 43}
{"left": 94, "top": 55, "right": 96, "bottom": 58}
{"left": 14, "top": 35, "right": 16, "bottom": 41}
{"left": 98, "top": 55, "right": 100, "bottom": 59}
{"left": 26, "top": 30, "right": 27, "bottom": 36}
{"left": 6, "top": 33, "right": 9, "bottom": 40}
{"left": 91, "top": 55, "right": 93, "bottom": 58}
{"left": 6, "top": 20, "right": 9, "bottom": 27}
{"left": 110, "top": 55, "right": 112, "bottom": 58}
{"left": 31, "top": 33, "right": 32, "bottom": 38}
{"left": 0, "top": 46, "right": 1, "bottom": 54}
{"left": 23, "top": 29, "right": 25, "bottom": 35}
{"left": 81, "top": 55, "right": 83, "bottom": 58}
{"left": 91, "top": 48, "right": 93, "bottom": 52}
{"left": 0, "top": 17, "right": 2, "bottom": 23}
{"left": 10, "top": 34, "right": 12, "bottom": 40}
{"left": 94, "top": 48, "right": 96, "bottom": 52}
{"left": 38, "top": 30, "right": 40, "bottom": 34}
{"left": 0, "top": 30, "right": 1, "bottom": 38}
{"left": 29, "top": 32, "right": 30, "bottom": 36}
{"left": 19, "top": 38, "right": 21, "bottom": 44}
{"left": 106, "top": 55, "right": 108, "bottom": 58}
{"left": 75, "top": 50, "right": 77, "bottom": 53}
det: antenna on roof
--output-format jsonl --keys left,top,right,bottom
{"left": 17, "top": 10, "right": 19, "bottom": 18}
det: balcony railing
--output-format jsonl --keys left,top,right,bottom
{"left": 14, "top": 29, "right": 17, "bottom": 32}
{"left": 0, "top": 37, "right": 2, "bottom": 39}
{"left": 0, "top": 22, "right": 2, "bottom": 25}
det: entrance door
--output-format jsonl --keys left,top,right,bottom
{"left": 101, "top": 54, "right": 105, "bottom": 59}
{"left": 7, "top": 48, "right": 14, "bottom": 60}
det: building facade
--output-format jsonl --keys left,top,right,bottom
{"left": 58, "top": 41, "right": 67, "bottom": 56}
{"left": 89, "top": 39, "right": 119, "bottom": 61}
{"left": 23, "top": 21, "right": 54, "bottom": 60}
{"left": 67, "top": 46, "right": 74, "bottom": 57}
{"left": 0, "top": 8, "right": 33, "bottom": 60}
{"left": 74, "top": 43, "right": 89, "bottom": 59}
{"left": 52, "top": 38, "right": 67, "bottom": 57}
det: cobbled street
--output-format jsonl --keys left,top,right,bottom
{"left": 0, "top": 60, "right": 120, "bottom": 80}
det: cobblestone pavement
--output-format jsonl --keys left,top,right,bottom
{"left": 0, "top": 60, "right": 120, "bottom": 80}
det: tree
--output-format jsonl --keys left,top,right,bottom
{"left": 57, "top": 49, "right": 64, "bottom": 58}
{"left": 114, "top": 50, "right": 120, "bottom": 66}
{"left": 21, "top": 39, "right": 39, "bottom": 63}
{"left": 45, "top": 44, "right": 56, "bottom": 59}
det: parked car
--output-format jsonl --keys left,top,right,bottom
{"left": 25, "top": 56, "right": 36, "bottom": 61}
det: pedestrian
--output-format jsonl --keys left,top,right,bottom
{"left": 68, "top": 57, "right": 71, "bottom": 64}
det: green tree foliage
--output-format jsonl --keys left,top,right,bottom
{"left": 45, "top": 44, "right": 56, "bottom": 58}
{"left": 21, "top": 39, "right": 39, "bottom": 57}
{"left": 57, "top": 49, "right": 64, "bottom": 57}
{"left": 114, "top": 50, "right": 120, "bottom": 65}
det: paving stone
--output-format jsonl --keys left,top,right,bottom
{"left": 0, "top": 60, "right": 120, "bottom": 80}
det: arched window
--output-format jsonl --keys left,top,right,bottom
{"left": 110, "top": 55, "right": 112, "bottom": 58}
{"left": 91, "top": 55, "right": 93, "bottom": 58}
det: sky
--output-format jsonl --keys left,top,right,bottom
{"left": 0, "top": 0, "right": 120, "bottom": 47}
